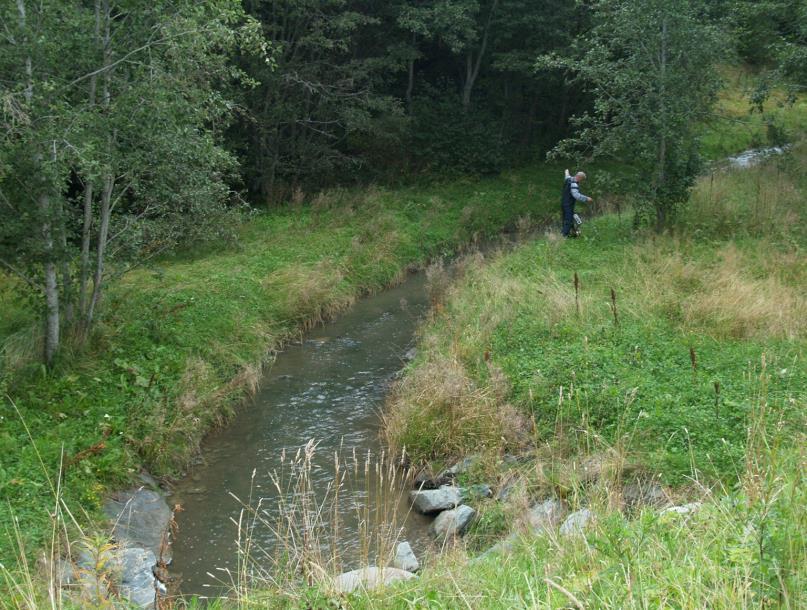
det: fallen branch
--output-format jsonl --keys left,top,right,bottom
{"left": 545, "top": 577, "right": 585, "bottom": 610}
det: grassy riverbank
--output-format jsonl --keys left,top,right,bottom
{"left": 0, "top": 166, "right": 563, "bottom": 568}
{"left": 385, "top": 154, "right": 807, "bottom": 479}
{"left": 700, "top": 66, "right": 807, "bottom": 160}
{"left": 368, "top": 146, "right": 806, "bottom": 608}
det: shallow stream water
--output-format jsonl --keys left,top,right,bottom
{"left": 169, "top": 270, "right": 437, "bottom": 597}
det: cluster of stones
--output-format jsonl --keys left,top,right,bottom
{"left": 409, "top": 456, "right": 489, "bottom": 539}
{"left": 54, "top": 475, "right": 173, "bottom": 609}
{"left": 478, "top": 482, "right": 704, "bottom": 561}
{"left": 332, "top": 456, "right": 485, "bottom": 594}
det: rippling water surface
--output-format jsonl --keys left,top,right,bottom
{"left": 170, "top": 271, "right": 434, "bottom": 595}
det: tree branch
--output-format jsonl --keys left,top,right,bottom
{"left": 0, "top": 258, "right": 42, "bottom": 292}
{"left": 66, "top": 27, "right": 219, "bottom": 89}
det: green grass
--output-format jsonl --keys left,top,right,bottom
{"left": 0, "top": 165, "right": 566, "bottom": 569}
{"left": 367, "top": 147, "right": 806, "bottom": 609}
{"left": 700, "top": 66, "right": 807, "bottom": 160}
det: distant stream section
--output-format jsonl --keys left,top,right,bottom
{"left": 726, "top": 145, "right": 788, "bottom": 168}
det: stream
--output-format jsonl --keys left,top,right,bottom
{"left": 169, "top": 269, "right": 439, "bottom": 597}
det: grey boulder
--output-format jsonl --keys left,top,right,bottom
{"left": 438, "top": 455, "right": 479, "bottom": 479}
{"left": 526, "top": 498, "right": 566, "bottom": 533}
{"left": 623, "top": 479, "right": 667, "bottom": 511}
{"left": 104, "top": 488, "right": 172, "bottom": 560}
{"left": 116, "top": 547, "right": 158, "bottom": 609}
{"left": 430, "top": 505, "right": 476, "bottom": 538}
{"left": 393, "top": 541, "right": 420, "bottom": 573}
{"left": 463, "top": 484, "right": 493, "bottom": 500}
{"left": 661, "top": 502, "right": 702, "bottom": 516}
{"left": 333, "top": 567, "right": 416, "bottom": 594}
{"left": 410, "top": 485, "right": 462, "bottom": 514}
{"left": 559, "top": 508, "right": 593, "bottom": 537}
{"left": 475, "top": 532, "right": 519, "bottom": 561}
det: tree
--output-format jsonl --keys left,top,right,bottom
{"left": 398, "top": 0, "right": 502, "bottom": 111}
{"left": 0, "top": 0, "right": 260, "bottom": 366}
{"left": 733, "top": 0, "right": 807, "bottom": 99}
{"left": 235, "top": 0, "right": 401, "bottom": 201}
{"left": 540, "top": 0, "right": 723, "bottom": 230}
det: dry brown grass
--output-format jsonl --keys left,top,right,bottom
{"left": 682, "top": 245, "right": 807, "bottom": 340}
{"left": 263, "top": 260, "right": 356, "bottom": 331}
{"left": 382, "top": 355, "right": 531, "bottom": 462}
{"left": 618, "top": 241, "right": 807, "bottom": 341}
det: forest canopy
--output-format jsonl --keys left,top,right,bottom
{"left": 1, "top": 0, "right": 804, "bottom": 367}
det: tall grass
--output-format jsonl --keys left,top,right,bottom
{"left": 354, "top": 353, "right": 806, "bottom": 609}
{"left": 191, "top": 441, "right": 416, "bottom": 607}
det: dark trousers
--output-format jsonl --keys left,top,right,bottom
{"left": 561, "top": 201, "right": 575, "bottom": 237}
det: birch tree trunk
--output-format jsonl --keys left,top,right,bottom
{"left": 18, "top": 0, "right": 60, "bottom": 365}
{"left": 78, "top": 0, "right": 101, "bottom": 327}
{"left": 86, "top": 0, "right": 114, "bottom": 327}
{"left": 41, "top": 192, "right": 60, "bottom": 366}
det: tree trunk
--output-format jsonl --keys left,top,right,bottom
{"left": 86, "top": 0, "right": 113, "bottom": 327}
{"left": 406, "top": 33, "right": 416, "bottom": 115}
{"left": 86, "top": 172, "right": 113, "bottom": 325}
{"left": 19, "top": 0, "right": 60, "bottom": 365}
{"left": 40, "top": 190, "right": 60, "bottom": 368}
{"left": 462, "top": 52, "right": 474, "bottom": 110}
{"left": 656, "top": 16, "right": 668, "bottom": 233}
{"left": 461, "top": 0, "right": 499, "bottom": 111}
{"left": 78, "top": 180, "right": 94, "bottom": 322}
{"left": 56, "top": 198, "right": 74, "bottom": 326}
{"left": 78, "top": 0, "right": 101, "bottom": 325}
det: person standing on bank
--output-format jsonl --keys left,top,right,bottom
{"left": 561, "top": 169, "right": 593, "bottom": 238}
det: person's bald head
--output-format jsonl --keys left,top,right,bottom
{"left": 575, "top": 171, "right": 587, "bottom": 183}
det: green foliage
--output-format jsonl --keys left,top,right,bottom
{"left": 410, "top": 94, "right": 506, "bottom": 175}
{"left": 542, "top": 0, "right": 725, "bottom": 229}
{"left": 0, "top": 0, "right": 261, "bottom": 365}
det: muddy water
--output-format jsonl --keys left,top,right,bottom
{"left": 169, "top": 271, "right": 436, "bottom": 596}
